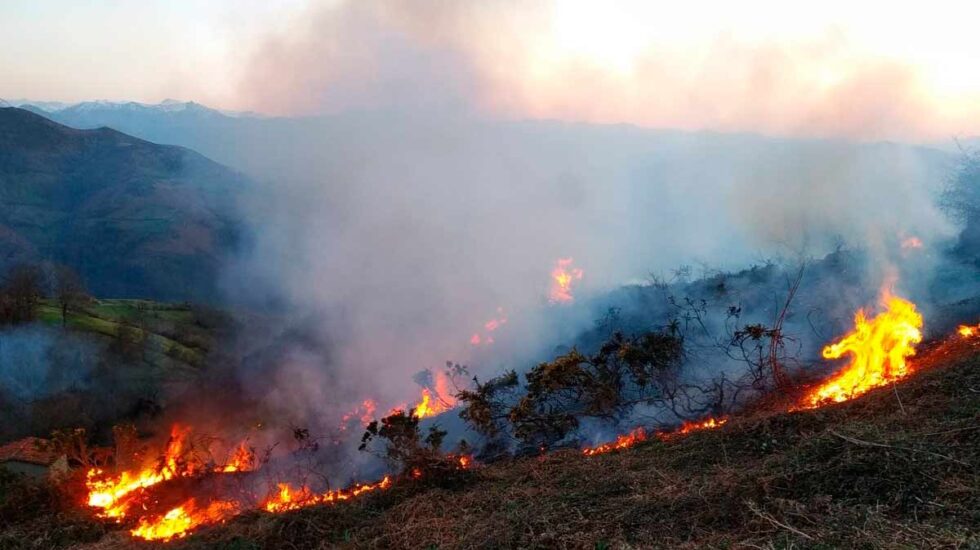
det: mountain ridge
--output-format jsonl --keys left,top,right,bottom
{"left": 0, "top": 107, "right": 250, "bottom": 301}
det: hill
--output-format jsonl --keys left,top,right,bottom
{"left": 0, "top": 107, "right": 250, "bottom": 302}
{"left": 165, "top": 336, "right": 980, "bottom": 549}
{"left": 2, "top": 332, "right": 976, "bottom": 549}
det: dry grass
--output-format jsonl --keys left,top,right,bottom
{"left": 6, "top": 338, "right": 979, "bottom": 549}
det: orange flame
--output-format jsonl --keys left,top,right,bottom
{"left": 340, "top": 399, "right": 378, "bottom": 430}
{"left": 131, "top": 499, "right": 239, "bottom": 541}
{"left": 958, "top": 323, "right": 979, "bottom": 338}
{"left": 221, "top": 442, "right": 255, "bottom": 473}
{"left": 262, "top": 476, "right": 393, "bottom": 513}
{"left": 582, "top": 428, "right": 647, "bottom": 456}
{"left": 471, "top": 308, "right": 507, "bottom": 346}
{"left": 801, "top": 290, "right": 923, "bottom": 408}
{"left": 412, "top": 371, "right": 457, "bottom": 419}
{"left": 550, "top": 257, "right": 583, "bottom": 303}
{"left": 674, "top": 416, "right": 728, "bottom": 435}
{"left": 86, "top": 425, "right": 199, "bottom": 518}
{"left": 582, "top": 415, "right": 728, "bottom": 456}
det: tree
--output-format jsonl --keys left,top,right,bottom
{"left": 53, "top": 265, "right": 90, "bottom": 326}
{"left": 0, "top": 264, "right": 44, "bottom": 325}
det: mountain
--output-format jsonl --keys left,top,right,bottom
{"left": 0, "top": 107, "right": 250, "bottom": 301}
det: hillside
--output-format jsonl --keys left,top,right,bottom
{"left": 0, "top": 107, "right": 249, "bottom": 302}
{"left": 34, "top": 298, "right": 221, "bottom": 375}
{"left": 163, "top": 336, "right": 980, "bottom": 549}
{"left": 2, "top": 333, "right": 976, "bottom": 549}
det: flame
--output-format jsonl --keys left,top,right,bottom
{"left": 958, "top": 323, "right": 979, "bottom": 338}
{"left": 582, "top": 428, "right": 647, "bottom": 456}
{"left": 340, "top": 399, "right": 378, "bottom": 430}
{"left": 674, "top": 416, "right": 728, "bottom": 435}
{"left": 412, "top": 370, "right": 457, "bottom": 419}
{"left": 86, "top": 425, "right": 198, "bottom": 518}
{"left": 549, "top": 257, "right": 583, "bottom": 303}
{"left": 221, "top": 442, "right": 255, "bottom": 473}
{"left": 801, "top": 290, "right": 923, "bottom": 408}
{"left": 131, "top": 499, "right": 239, "bottom": 541}
{"left": 262, "top": 476, "right": 392, "bottom": 513}
{"left": 582, "top": 416, "right": 728, "bottom": 456}
{"left": 471, "top": 308, "right": 507, "bottom": 346}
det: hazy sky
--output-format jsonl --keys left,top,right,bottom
{"left": 3, "top": 0, "right": 980, "bottom": 140}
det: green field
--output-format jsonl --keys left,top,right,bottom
{"left": 35, "top": 298, "right": 216, "bottom": 378}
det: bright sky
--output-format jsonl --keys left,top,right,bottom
{"left": 2, "top": 0, "right": 979, "bottom": 140}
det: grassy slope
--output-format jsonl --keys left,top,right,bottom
{"left": 35, "top": 298, "right": 210, "bottom": 377}
{"left": 167, "top": 338, "right": 976, "bottom": 549}
{"left": 4, "top": 336, "right": 976, "bottom": 549}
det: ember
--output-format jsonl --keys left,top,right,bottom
{"left": 801, "top": 290, "right": 923, "bottom": 408}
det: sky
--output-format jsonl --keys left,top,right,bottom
{"left": 2, "top": 0, "right": 980, "bottom": 141}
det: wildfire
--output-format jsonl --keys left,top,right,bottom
{"left": 131, "top": 499, "right": 240, "bottom": 541}
{"left": 221, "top": 442, "right": 255, "bottom": 473}
{"left": 262, "top": 476, "right": 392, "bottom": 513}
{"left": 582, "top": 416, "right": 728, "bottom": 456}
{"left": 412, "top": 370, "right": 457, "bottom": 419}
{"left": 549, "top": 257, "right": 583, "bottom": 303}
{"left": 471, "top": 308, "right": 507, "bottom": 346}
{"left": 800, "top": 290, "right": 923, "bottom": 408}
{"left": 958, "top": 323, "right": 979, "bottom": 338}
{"left": 86, "top": 425, "right": 202, "bottom": 518}
{"left": 674, "top": 416, "right": 728, "bottom": 435}
{"left": 340, "top": 399, "right": 378, "bottom": 430}
{"left": 582, "top": 428, "right": 647, "bottom": 456}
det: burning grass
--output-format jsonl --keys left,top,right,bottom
{"left": 4, "top": 299, "right": 979, "bottom": 547}
{"left": 799, "top": 290, "right": 923, "bottom": 408}
{"left": 130, "top": 334, "right": 976, "bottom": 550}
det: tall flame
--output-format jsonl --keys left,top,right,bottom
{"left": 412, "top": 370, "right": 457, "bottom": 419}
{"left": 86, "top": 425, "right": 199, "bottom": 518}
{"left": 550, "top": 257, "right": 583, "bottom": 303}
{"left": 801, "top": 290, "right": 923, "bottom": 408}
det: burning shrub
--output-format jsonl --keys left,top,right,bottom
{"left": 456, "top": 329, "right": 686, "bottom": 450}
{"left": 359, "top": 410, "right": 460, "bottom": 480}
{"left": 508, "top": 330, "right": 685, "bottom": 447}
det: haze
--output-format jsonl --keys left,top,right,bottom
{"left": 4, "top": 0, "right": 980, "bottom": 141}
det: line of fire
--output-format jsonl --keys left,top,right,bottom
{"left": 29, "top": 250, "right": 972, "bottom": 543}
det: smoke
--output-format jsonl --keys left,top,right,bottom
{"left": 171, "top": 0, "right": 970, "bottom": 457}
{"left": 234, "top": 0, "right": 980, "bottom": 141}
{"left": 0, "top": 325, "right": 98, "bottom": 401}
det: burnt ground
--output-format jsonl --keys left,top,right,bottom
{"left": 3, "top": 336, "right": 979, "bottom": 549}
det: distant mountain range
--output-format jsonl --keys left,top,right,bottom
{"left": 0, "top": 107, "right": 250, "bottom": 301}
{"left": 4, "top": 98, "right": 263, "bottom": 119}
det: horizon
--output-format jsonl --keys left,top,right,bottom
{"left": 3, "top": 1, "right": 980, "bottom": 142}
